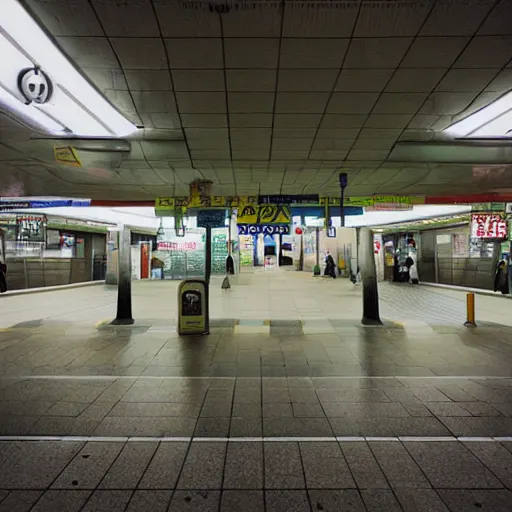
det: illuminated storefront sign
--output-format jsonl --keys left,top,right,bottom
{"left": 157, "top": 241, "right": 197, "bottom": 251}
{"left": 471, "top": 214, "right": 507, "bottom": 239}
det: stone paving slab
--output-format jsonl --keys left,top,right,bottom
{"left": 0, "top": 439, "right": 510, "bottom": 510}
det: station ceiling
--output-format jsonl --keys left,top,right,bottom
{"left": 0, "top": 0, "right": 512, "bottom": 201}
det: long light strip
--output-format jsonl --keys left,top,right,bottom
{"left": 445, "top": 90, "right": 512, "bottom": 138}
{"left": 0, "top": 83, "right": 64, "bottom": 132}
{"left": 0, "top": 0, "right": 137, "bottom": 137}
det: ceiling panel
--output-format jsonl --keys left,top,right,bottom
{"left": 5, "top": 0, "right": 512, "bottom": 200}
{"left": 226, "top": 70, "right": 276, "bottom": 92}
{"left": 279, "top": 39, "right": 349, "bottom": 69}
{"left": 224, "top": 38, "right": 279, "bottom": 68}
{"left": 165, "top": 39, "right": 223, "bottom": 68}
{"left": 344, "top": 38, "right": 412, "bottom": 69}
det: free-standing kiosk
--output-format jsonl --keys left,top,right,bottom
{"left": 178, "top": 279, "right": 209, "bottom": 335}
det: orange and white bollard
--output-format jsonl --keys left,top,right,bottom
{"left": 464, "top": 293, "right": 476, "bottom": 328}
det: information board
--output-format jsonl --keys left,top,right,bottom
{"left": 197, "top": 210, "right": 226, "bottom": 228}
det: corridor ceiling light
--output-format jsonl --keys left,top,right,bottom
{"left": 0, "top": 0, "right": 137, "bottom": 137}
{"left": 444, "top": 90, "right": 512, "bottom": 138}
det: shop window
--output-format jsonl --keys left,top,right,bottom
{"left": 469, "top": 238, "right": 494, "bottom": 258}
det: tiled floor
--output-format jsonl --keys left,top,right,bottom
{"left": 0, "top": 271, "right": 512, "bottom": 510}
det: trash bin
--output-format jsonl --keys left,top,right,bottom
{"left": 177, "top": 279, "right": 209, "bottom": 335}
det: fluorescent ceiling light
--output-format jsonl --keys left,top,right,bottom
{"left": 0, "top": 0, "right": 137, "bottom": 137}
{"left": 445, "top": 90, "right": 512, "bottom": 138}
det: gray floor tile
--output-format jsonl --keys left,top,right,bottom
{"left": 361, "top": 489, "right": 403, "bottom": 512}
{"left": 109, "top": 402, "right": 201, "bottom": 418}
{"left": 126, "top": 490, "right": 172, "bottom": 512}
{"left": 299, "top": 442, "right": 355, "bottom": 489}
{"left": 263, "top": 417, "right": 333, "bottom": 437}
{"left": 425, "top": 402, "right": 472, "bottom": 417}
{"left": 439, "top": 417, "right": 512, "bottom": 437}
{"left": 265, "top": 490, "right": 310, "bottom": 512}
{"left": 263, "top": 402, "right": 293, "bottom": 418}
{"left": 177, "top": 442, "right": 227, "bottom": 489}
{"left": 401, "top": 402, "right": 434, "bottom": 417}
{"left": 232, "top": 403, "right": 261, "bottom": 418}
{"left": 0, "top": 415, "right": 39, "bottom": 435}
{"left": 437, "top": 489, "right": 512, "bottom": 512}
{"left": 369, "top": 442, "right": 431, "bottom": 489}
{"left": 31, "top": 491, "right": 91, "bottom": 512}
{"left": 138, "top": 442, "right": 189, "bottom": 489}
{"left": 0, "top": 491, "right": 42, "bottom": 512}
{"left": 229, "top": 418, "right": 262, "bottom": 437}
{"left": 99, "top": 442, "right": 157, "bottom": 489}
{"left": 405, "top": 442, "right": 502, "bottom": 489}
{"left": 0, "top": 441, "right": 82, "bottom": 488}
{"left": 264, "top": 442, "right": 305, "bottom": 489}
{"left": 45, "top": 402, "right": 89, "bottom": 417}
{"left": 168, "top": 490, "right": 220, "bottom": 512}
{"left": 458, "top": 402, "right": 501, "bottom": 417}
{"left": 395, "top": 489, "right": 449, "bottom": 512}
{"left": 52, "top": 442, "right": 123, "bottom": 489}
{"left": 194, "top": 418, "right": 230, "bottom": 437}
{"left": 292, "top": 402, "right": 325, "bottom": 417}
{"left": 330, "top": 417, "right": 451, "bottom": 437}
{"left": 82, "top": 490, "right": 133, "bottom": 512}
{"left": 29, "top": 417, "right": 75, "bottom": 435}
{"left": 223, "top": 442, "right": 263, "bottom": 489}
{"left": 94, "top": 417, "right": 196, "bottom": 436}
{"left": 263, "top": 389, "right": 291, "bottom": 403}
{"left": 309, "top": 490, "right": 366, "bottom": 512}
{"left": 340, "top": 442, "right": 389, "bottom": 489}
{"left": 221, "top": 490, "right": 264, "bottom": 512}
{"left": 462, "top": 441, "right": 512, "bottom": 489}
{"left": 323, "top": 402, "right": 409, "bottom": 418}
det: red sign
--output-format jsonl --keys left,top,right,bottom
{"left": 157, "top": 241, "right": 197, "bottom": 251}
{"left": 471, "top": 214, "right": 507, "bottom": 239}
{"left": 295, "top": 227, "right": 303, "bottom": 236}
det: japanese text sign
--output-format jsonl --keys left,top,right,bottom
{"left": 471, "top": 214, "right": 507, "bottom": 239}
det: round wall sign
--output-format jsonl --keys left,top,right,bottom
{"left": 18, "top": 67, "right": 53, "bottom": 105}
{"left": 295, "top": 227, "right": 303, "bottom": 236}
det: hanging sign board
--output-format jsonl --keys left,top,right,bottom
{"left": 237, "top": 204, "right": 291, "bottom": 225}
{"left": 258, "top": 194, "right": 319, "bottom": 205}
{"left": 238, "top": 225, "right": 290, "bottom": 236}
{"left": 197, "top": 210, "right": 226, "bottom": 229}
{"left": 471, "top": 213, "right": 507, "bottom": 239}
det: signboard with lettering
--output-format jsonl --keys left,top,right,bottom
{"left": 258, "top": 194, "right": 319, "bottom": 205}
{"left": 237, "top": 204, "right": 290, "bottom": 225}
{"left": 197, "top": 210, "right": 226, "bottom": 229}
{"left": 471, "top": 214, "right": 507, "bottom": 239}
{"left": 238, "top": 225, "right": 290, "bottom": 236}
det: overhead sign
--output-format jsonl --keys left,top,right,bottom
{"left": 0, "top": 198, "right": 90, "bottom": 211}
{"left": 471, "top": 214, "right": 507, "bottom": 239}
{"left": 238, "top": 225, "right": 290, "bottom": 236}
{"left": 197, "top": 210, "right": 226, "bottom": 229}
{"left": 54, "top": 146, "right": 81, "bottom": 167}
{"left": 155, "top": 195, "right": 425, "bottom": 217}
{"left": 237, "top": 204, "right": 290, "bottom": 225}
{"left": 258, "top": 194, "right": 319, "bottom": 205}
{"left": 327, "top": 227, "right": 336, "bottom": 238}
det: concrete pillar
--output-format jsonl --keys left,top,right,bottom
{"left": 112, "top": 225, "right": 134, "bottom": 325}
{"left": 360, "top": 227, "right": 382, "bottom": 325}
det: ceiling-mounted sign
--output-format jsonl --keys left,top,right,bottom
{"left": 471, "top": 213, "right": 507, "bottom": 239}
{"left": 258, "top": 194, "right": 319, "bottom": 205}
{"left": 327, "top": 227, "right": 336, "bottom": 238}
{"left": 18, "top": 67, "right": 53, "bottom": 104}
{"left": 197, "top": 209, "right": 226, "bottom": 229}
{"left": 0, "top": 198, "right": 90, "bottom": 210}
{"left": 54, "top": 146, "right": 81, "bottom": 167}
{"left": 238, "top": 225, "right": 290, "bottom": 236}
{"left": 237, "top": 204, "right": 290, "bottom": 225}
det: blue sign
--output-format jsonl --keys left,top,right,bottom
{"left": 197, "top": 209, "right": 226, "bottom": 228}
{"left": 258, "top": 194, "right": 319, "bottom": 205}
{"left": 238, "top": 225, "right": 290, "bottom": 236}
{"left": 0, "top": 199, "right": 90, "bottom": 211}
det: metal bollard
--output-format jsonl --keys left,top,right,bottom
{"left": 464, "top": 293, "right": 477, "bottom": 328}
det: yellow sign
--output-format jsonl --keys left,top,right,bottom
{"left": 237, "top": 204, "right": 291, "bottom": 225}
{"left": 155, "top": 197, "right": 175, "bottom": 209}
{"left": 54, "top": 146, "right": 81, "bottom": 167}
{"left": 178, "top": 280, "right": 207, "bottom": 335}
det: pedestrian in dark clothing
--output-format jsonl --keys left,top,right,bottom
{"left": 324, "top": 253, "right": 337, "bottom": 279}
